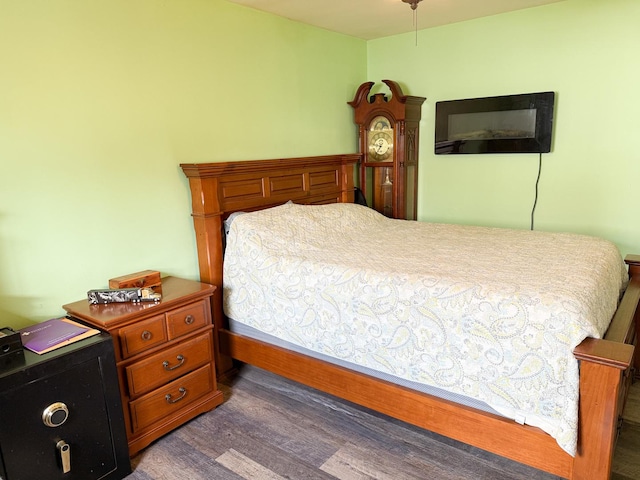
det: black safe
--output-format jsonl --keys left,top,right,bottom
{"left": 0, "top": 331, "right": 131, "bottom": 480}
{"left": 0, "top": 327, "right": 24, "bottom": 369}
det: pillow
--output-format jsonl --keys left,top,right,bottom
{"left": 224, "top": 212, "right": 246, "bottom": 237}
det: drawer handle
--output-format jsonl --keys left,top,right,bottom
{"left": 184, "top": 314, "right": 195, "bottom": 325}
{"left": 162, "top": 354, "right": 185, "bottom": 371}
{"left": 165, "top": 387, "right": 187, "bottom": 404}
{"left": 141, "top": 330, "right": 152, "bottom": 341}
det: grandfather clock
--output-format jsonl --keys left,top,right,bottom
{"left": 349, "top": 80, "right": 425, "bottom": 220}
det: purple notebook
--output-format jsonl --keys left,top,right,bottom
{"left": 20, "top": 317, "right": 90, "bottom": 354}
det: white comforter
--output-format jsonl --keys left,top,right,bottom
{"left": 223, "top": 202, "right": 627, "bottom": 455}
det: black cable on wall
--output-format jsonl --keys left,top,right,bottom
{"left": 530, "top": 153, "right": 542, "bottom": 230}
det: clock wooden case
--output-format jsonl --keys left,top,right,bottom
{"left": 349, "top": 80, "right": 425, "bottom": 220}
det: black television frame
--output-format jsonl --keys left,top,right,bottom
{"left": 435, "top": 92, "right": 555, "bottom": 154}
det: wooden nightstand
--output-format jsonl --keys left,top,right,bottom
{"left": 63, "top": 276, "right": 224, "bottom": 456}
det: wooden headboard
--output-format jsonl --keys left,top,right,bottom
{"left": 180, "top": 153, "right": 360, "bottom": 370}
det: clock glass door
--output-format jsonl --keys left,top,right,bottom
{"left": 364, "top": 115, "right": 395, "bottom": 217}
{"left": 367, "top": 115, "right": 394, "bottom": 162}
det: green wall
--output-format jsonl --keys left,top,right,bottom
{"left": 0, "top": 0, "right": 366, "bottom": 327}
{"left": 368, "top": 0, "right": 640, "bottom": 258}
{"left": 2, "top": 0, "right": 638, "bottom": 328}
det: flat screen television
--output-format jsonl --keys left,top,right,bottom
{"left": 435, "top": 92, "right": 555, "bottom": 154}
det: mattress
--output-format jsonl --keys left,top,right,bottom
{"left": 228, "top": 318, "right": 501, "bottom": 415}
{"left": 223, "top": 202, "right": 627, "bottom": 455}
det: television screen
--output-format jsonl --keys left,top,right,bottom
{"left": 435, "top": 92, "right": 555, "bottom": 154}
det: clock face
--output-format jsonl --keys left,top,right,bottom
{"left": 367, "top": 115, "right": 393, "bottom": 162}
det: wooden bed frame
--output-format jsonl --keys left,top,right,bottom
{"left": 181, "top": 153, "right": 640, "bottom": 480}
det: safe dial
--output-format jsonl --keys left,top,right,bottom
{"left": 42, "top": 402, "right": 69, "bottom": 427}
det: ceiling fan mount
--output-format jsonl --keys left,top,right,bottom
{"left": 401, "top": 0, "right": 423, "bottom": 10}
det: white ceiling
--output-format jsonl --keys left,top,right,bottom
{"left": 226, "top": 0, "right": 566, "bottom": 40}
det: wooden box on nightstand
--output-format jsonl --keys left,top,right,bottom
{"left": 63, "top": 276, "right": 224, "bottom": 456}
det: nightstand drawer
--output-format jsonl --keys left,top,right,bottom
{"left": 167, "top": 300, "right": 208, "bottom": 339}
{"left": 129, "top": 363, "right": 214, "bottom": 433}
{"left": 126, "top": 332, "right": 213, "bottom": 398}
{"left": 119, "top": 314, "right": 167, "bottom": 358}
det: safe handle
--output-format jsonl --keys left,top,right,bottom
{"left": 56, "top": 440, "right": 71, "bottom": 473}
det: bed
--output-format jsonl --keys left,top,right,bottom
{"left": 181, "top": 153, "right": 640, "bottom": 480}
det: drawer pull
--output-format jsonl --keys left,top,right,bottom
{"left": 184, "top": 314, "right": 195, "bottom": 325}
{"left": 141, "top": 330, "right": 152, "bottom": 341}
{"left": 162, "top": 354, "right": 185, "bottom": 371}
{"left": 165, "top": 387, "right": 187, "bottom": 404}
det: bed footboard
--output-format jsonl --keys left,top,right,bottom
{"left": 573, "top": 336, "right": 634, "bottom": 478}
{"left": 221, "top": 322, "right": 634, "bottom": 479}
{"left": 567, "top": 257, "right": 640, "bottom": 477}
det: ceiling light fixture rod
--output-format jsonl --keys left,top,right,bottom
{"left": 401, "top": 0, "right": 423, "bottom": 46}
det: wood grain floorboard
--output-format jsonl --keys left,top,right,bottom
{"left": 216, "top": 449, "right": 287, "bottom": 479}
{"left": 126, "top": 366, "right": 640, "bottom": 479}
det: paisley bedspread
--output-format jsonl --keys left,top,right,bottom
{"left": 222, "top": 202, "right": 627, "bottom": 455}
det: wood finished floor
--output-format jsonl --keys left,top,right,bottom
{"left": 126, "top": 365, "right": 640, "bottom": 479}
